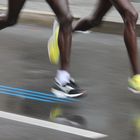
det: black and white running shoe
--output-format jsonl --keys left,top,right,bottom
{"left": 51, "top": 78, "right": 86, "bottom": 98}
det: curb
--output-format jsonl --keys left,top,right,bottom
{"left": 1, "top": 6, "right": 140, "bottom": 36}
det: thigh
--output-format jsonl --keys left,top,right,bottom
{"left": 46, "top": 0, "right": 72, "bottom": 21}
{"left": 110, "top": 0, "right": 136, "bottom": 17}
{"left": 8, "top": 0, "right": 26, "bottom": 20}
{"left": 93, "top": 0, "right": 112, "bottom": 18}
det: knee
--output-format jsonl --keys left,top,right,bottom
{"left": 7, "top": 19, "right": 17, "bottom": 27}
{"left": 58, "top": 14, "right": 73, "bottom": 27}
{"left": 90, "top": 17, "right": 102, "bottom": 27}
{"left": 0, "top": 14, "right": 17, "bottom": 29}
{"left": 123, "top": 8, "right": 138, "bottom": 25}
{"left": 132, "top": 10, "right": 138, "bottom": 23}
{"left": 1, "top": 14, "right": 17, "bottom": 26}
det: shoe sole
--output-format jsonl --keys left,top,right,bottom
{"left": 51, "top": 88, "right": 86, "bottom": 98}
{"left": 48, "top": 35, "right": 59, "bottom": 64}
{"left": 47, "top": 20, "right": 60, "bottom": 64}
{"left": 128, "top": 87, "right": 140, "bottom": 94}
{"left": 48, "top": 37, "right": 53, "bottom": 62}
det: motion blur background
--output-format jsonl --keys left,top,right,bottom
{"left": 0, "top": 1, "right": 140, "bottom": 140}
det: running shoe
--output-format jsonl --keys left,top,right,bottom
{"left": 48, "top": 20, "right": 60, "bottom": 64}
{"left": 128, "top": 74, "right": 140, "bottom": 93}
{"left": 51, "top": 78, "right": 86, "bottom": 98}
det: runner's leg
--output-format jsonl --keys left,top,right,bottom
{"left": 0, "top": 0, "right": 25, "bottom": 30}
{"left": 46, "top": 0, "right": 85, "bottom": 97}
{"left": 73, "top": 0, "right": 112, "bottom": 31}
{"left": 110, "top": 0, "right": 139, "bottom": 74}
{"left": 46, "top": 0, "right": 73, "bottom": 70}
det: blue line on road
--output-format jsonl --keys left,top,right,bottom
{"left": 0, "top": 85, "right": 79, "bottom": 103}
{"left": 0, "top": 88, "right": 72, "bottom": 103}
{"left": 0, "top": 85, "right": 78, "bottom": 102}
{"left": 0, "top": 91, "right": 55, "bottom": 103}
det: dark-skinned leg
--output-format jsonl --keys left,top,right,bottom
{"left": 46, "top": 0, "right": 72, "bottom": 71}
{"left": 103, "top": 0, "right": 140, "bottom": 93}
{"left": 46, "top": 0, "right": 85, "bottom": 97}
{"left": 110, "top": 0, "right": 139, "bottom": 75}
{"left": 73, "top": 0, "right": 112, "bottom": 31}
{"left": 0, "top": 0, "right": 26, "bottom": 30}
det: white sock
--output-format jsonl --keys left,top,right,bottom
{"left": 55, "top": 70, "right": 70, "bottom": 85}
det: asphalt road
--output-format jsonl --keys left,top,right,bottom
{"left": 0, "top": 24, "right": 140, "bottom": 140}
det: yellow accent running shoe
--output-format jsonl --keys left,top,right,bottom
{"left": 128, "top": 74, "right": 140, "bottom": 93}
{"left": 48, "top": 20, "right": 60, "bottom": 64}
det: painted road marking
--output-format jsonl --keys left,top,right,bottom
{"left": 0, "top": 111, "right": 107, "bottom": 139}
{"left": 0, "top": 85, "right": 78, "bottom": 101}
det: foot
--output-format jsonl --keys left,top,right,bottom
{"left": 128, "top": 74, "right": 140, "bottom": 94}
{"left": 48, "top": 20, "right": 60, "bottom": 64}
{"left": 51, "top": 78, "right": 86, "bottom": 98}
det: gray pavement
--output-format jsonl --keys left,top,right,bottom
{"left": 0, "top": 24, "right": 140, "bottom": 140}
